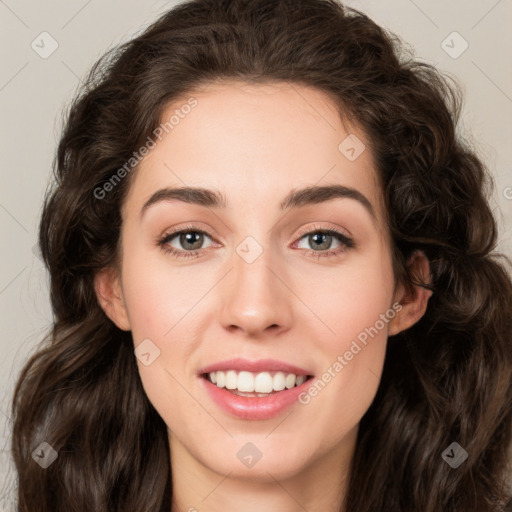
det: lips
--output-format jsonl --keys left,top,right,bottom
{"left": 198, "top": 357, "right": 313, "bottom": 376}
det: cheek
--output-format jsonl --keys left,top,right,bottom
{"left": 297, "top": 245, "right": 394, "bottom": 429}
{"left": 304, "top": 242, "right": 395, "bottom": 354}
{"left": 120, "top": 246, "right": 205, "bottom": 343}
{"left": 120, "top": 253, "right": 202, "bottom": 434}
{"left": 119, "top": 241, "right": 213, "bottom": 423}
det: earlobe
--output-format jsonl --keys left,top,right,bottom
{"left": 94, "top": 267, "right": 131, "bottom": 331}
{"left": 388, "top": 250, "right": 433, "bottom": 336}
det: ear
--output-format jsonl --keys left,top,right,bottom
{"left": 94, "top": 267, "right": 131, "bottom": 331}
{"left": 388, "top": 250, "right": 433, "bottom": 336}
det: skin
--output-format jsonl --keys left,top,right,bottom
{"left": 95, "top": 80, "right": 432, "bottom": 512}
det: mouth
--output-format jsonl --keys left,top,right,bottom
{"left": 201, "top": 370, "right": 315, "bottom": 398}
{"left": 197, "top": 358, "right": 316, "bottom": 419}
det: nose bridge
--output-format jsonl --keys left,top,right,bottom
{"left": 218, "top": 232, "right": 292, "bottom": 336}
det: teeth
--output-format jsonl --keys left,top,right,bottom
{"left": 216, "top": 371, "right": 225, "bottom": 388}
{"left": 273, "top": 371, "right": 286, "bottom": 391}
{"left": 255, "top": 372, "right": 273, "bottom": 393}
{"left": 285, "top": 373, "right": 296, "bottom": 389}
{"left": 207, "top": 370, "right": 309, "bottom": 393}
{"left": 225, "top": 370, "right": 237, "bottom": 390}
{"left": 238, "top": 371, "right": 255, "bottom": 392}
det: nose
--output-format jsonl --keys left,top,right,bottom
{"left": 219, "top": 243, "right": 293, "bottom": 338}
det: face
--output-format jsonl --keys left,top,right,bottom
{"left": 104, "top": 81, "right": 403, "bottom": 482}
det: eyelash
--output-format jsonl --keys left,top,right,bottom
{"left": 157, "top": 224, "right": 355, "bottom": 260}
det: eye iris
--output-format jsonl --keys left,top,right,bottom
{"left": 180, "top": 231, "right": 203, "bottom": 250}
{"left": 310, "top": 232, "right": 331, "bottom": 250}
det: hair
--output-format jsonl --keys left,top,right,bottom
{"left": 11, "top": 0, "right": 512, "bottom": 510}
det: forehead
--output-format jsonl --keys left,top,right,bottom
{"left": 122, "top": 80, "right": 386, "bottom": 228}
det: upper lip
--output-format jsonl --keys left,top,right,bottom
{"left": 198, "top": 358, "right": 313, "bottom": 376}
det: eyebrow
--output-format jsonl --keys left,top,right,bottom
{"left": 140, "top": 184, "right": 375, "bottom": 219}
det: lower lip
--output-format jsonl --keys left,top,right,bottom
{"left": 201, "top": 376, "right": 313, "bottom": 420}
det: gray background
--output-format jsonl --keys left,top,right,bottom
{"left": 1, "top": 0, "right": 511, "bottom": 508}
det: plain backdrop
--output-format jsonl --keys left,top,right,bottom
{"left": 1, "top": 0, "right": 511, "bottom": 507}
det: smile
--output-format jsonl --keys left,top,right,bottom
{"left": 198, "top": 358, "right": 315, "bottom": 420}
{"left": 204, "top": 370, "right": 311, "bottom": 395}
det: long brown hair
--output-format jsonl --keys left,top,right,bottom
{"left": 11, "top": 0, "right": 512, "bottom": 510}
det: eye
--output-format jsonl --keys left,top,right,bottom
{"left": 158, "top": 226, "right": 215, "bottom": 259}
{"left": 294, "top": 226, "right": 354, "bottom": 259}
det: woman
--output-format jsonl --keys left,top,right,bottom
{"left": 11, "top": 0, "right": 512, "bottom": 510}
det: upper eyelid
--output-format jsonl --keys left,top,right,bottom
{"left": 295, "top": 222, "right": 352, "bottom": 239}
{"left": 160, "top": 225, "right": 216, "bottom": 242}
